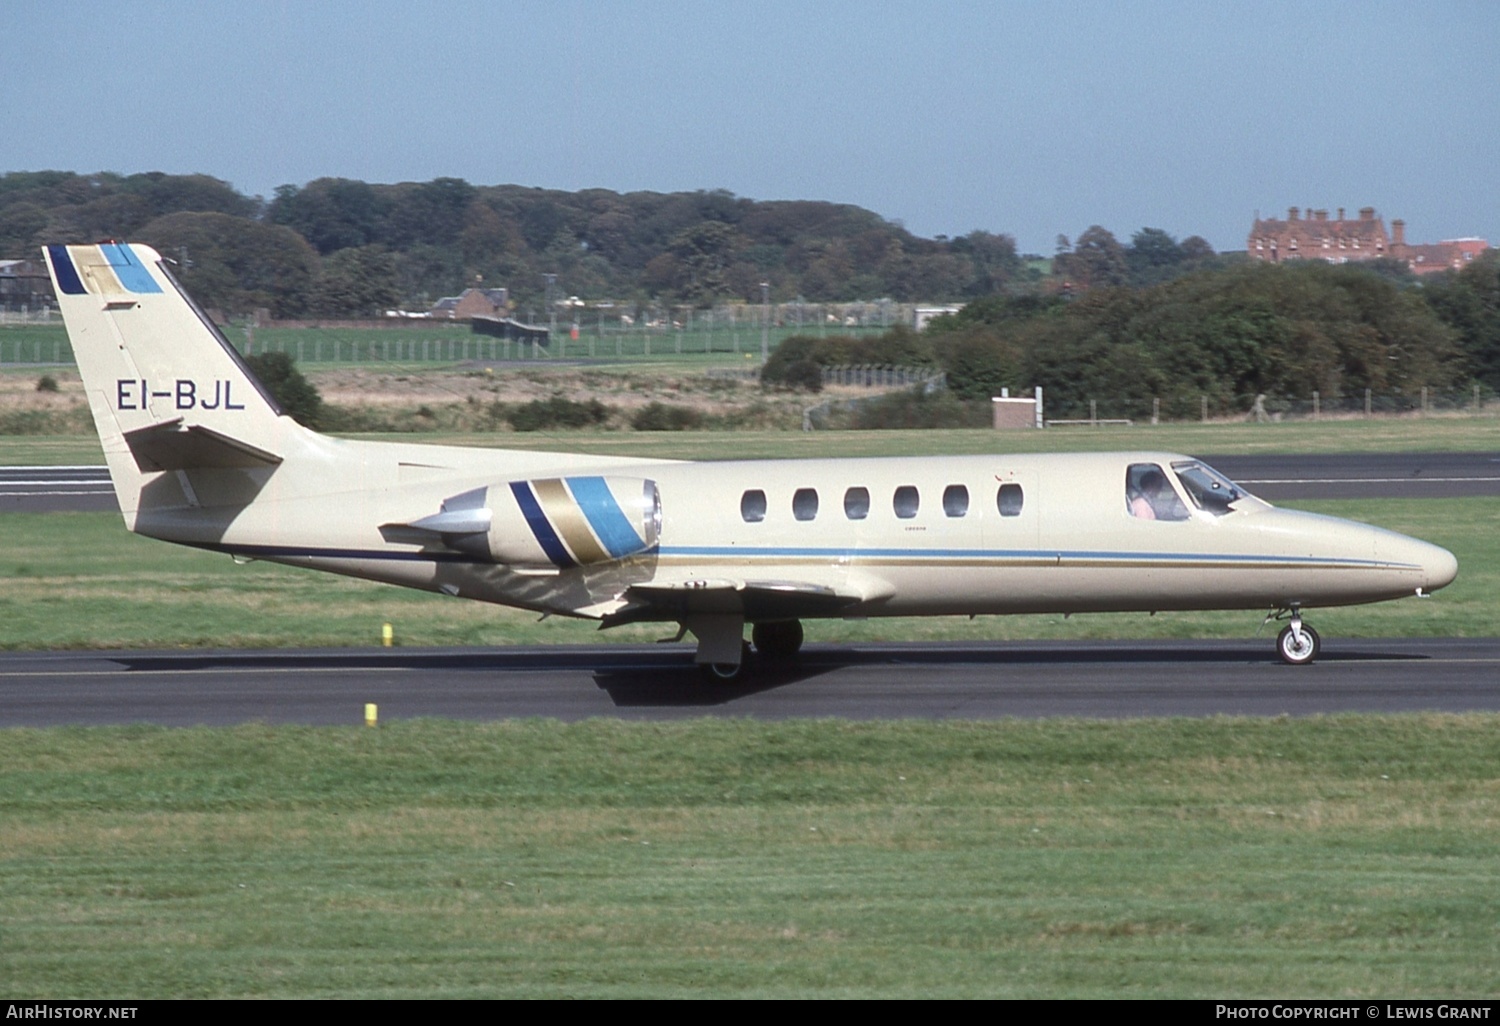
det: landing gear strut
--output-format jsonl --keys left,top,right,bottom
{"left": 1274, "top": 608, "right": 1321, "bottom": 666}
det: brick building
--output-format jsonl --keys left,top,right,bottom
{"left": 1247, "top": 206, "right": 1489, "bottom": 276}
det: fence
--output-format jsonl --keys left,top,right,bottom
{"left": 1038, "top": 387, "right": 1495, "bottom": 425}
{"left": 0, "top": 310, "right": 55, "bottom": 326}
{"left": 0, "top": 300, "right": 924, "bottom": 367}
{"left": 707, "top": 365, "right": 947, "bottom": 389}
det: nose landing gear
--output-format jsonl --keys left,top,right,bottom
{"left": 1272, "top": 607, "right": 1321, "bottom": 665}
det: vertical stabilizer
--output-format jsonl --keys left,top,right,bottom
{"left": 44, "top": 243, "right": 297, "bottom": 524}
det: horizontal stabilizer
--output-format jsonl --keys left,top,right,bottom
{"left": 124, "top": 419, "right": 283, "bottom": 472}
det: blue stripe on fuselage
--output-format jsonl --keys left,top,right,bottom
{"left": 567, "top": 476, "right": 644, "bottom": 558}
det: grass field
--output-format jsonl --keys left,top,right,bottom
{"left": 3, "top": 415, "right": 1500, "bottom": 466}
{"left": 0, "top": 319, "right": 883, "bottom": 368}
{"left": 4, "top": 716, "right": 1499, "bottom": 997}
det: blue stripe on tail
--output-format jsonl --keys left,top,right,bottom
{"left": 47, "top": 246, "right": 86, "bottom": 295}
{"left": 99, "top": 243, "right": 163, "bottom": 294}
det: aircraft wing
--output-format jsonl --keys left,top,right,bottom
{"left": 600, "top": 572, "right": 892, "bottom": 626}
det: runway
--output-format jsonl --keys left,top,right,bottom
{"left": 1201, "top": 452, "right": 1500, "bottom": 499}
{"left": 2, "top": 638, "right": 1497, "bottom": 726}
{"left": 0, "top": 465, "right": 117, "bottom": 511}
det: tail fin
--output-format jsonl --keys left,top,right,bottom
{"left": 44, "top": 243, "right": 300, "bottom": 523}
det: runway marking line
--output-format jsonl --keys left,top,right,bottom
{"left": 0, "top": 666, "right": 417, "bottom": 678}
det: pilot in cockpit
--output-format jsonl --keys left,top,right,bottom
{"left": 1127, "top": 465, "right": 1190, "bottom": 521}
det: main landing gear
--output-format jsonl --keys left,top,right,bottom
{"left": 693, "top": 619, "right": 806, "bottom": 682}
{"left": 752, "top": 620, "right": 804, "bottom": 661}
{"left": 1272, "top": 607, "right": 1321, "bottom": 666}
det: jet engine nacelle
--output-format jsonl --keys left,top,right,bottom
{"left": 409, "top": 475, "right": 661, "bottom": 569}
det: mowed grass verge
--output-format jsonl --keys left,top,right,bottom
{"left": 4, "top": 414, "right": 1500, "bottom": 465}
{"left": 3, "top": 716, "right": 1499, "bottom": 997}
{"left": 0, "top": 496, "right": 1491, "bottom": 650}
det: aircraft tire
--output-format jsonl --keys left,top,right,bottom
{"left": 699, "top": 641, "right": 754, "bottom": 683}
{"left": 752, "top": 619, "right": 804, "bottom": 659}
{"left": 700, "top": 661, "right": 746, "bottom": 682}
{"left": 1276, "top": 623, "right": 1321, "bottom": 665}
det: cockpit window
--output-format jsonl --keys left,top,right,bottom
{"left": 1126, "top": 463, "right": 1189, "bottom": 521}
{"left": 1171, "top": 460, "right": 1247, "bottom": 516}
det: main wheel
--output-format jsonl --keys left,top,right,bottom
{"left": 752, "top": 620, "right": 804, "bottom": 659}
{"left": 700, "top": 661, "right": 747, "bottom": 682}
{"left": 698, "top": 641, "right": 754, "bottom": 683}
{"left": 1276, "top": 623, "right": 1321, "bottom": 665}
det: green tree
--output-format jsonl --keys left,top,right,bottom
{"left": 309, "top": 245, "right": 401, "bottom": 316}
{"left": 1425, "top": 252, "right": 1500, "bottom": 387}
{"left": 243, "top": 351, "right": 323, "bottom": 428}
{"left": 136, "top": 212, "right": 319, "bottom": 317}
{"left": 1055, "top": 225, "right": 1128, "bottom": 289}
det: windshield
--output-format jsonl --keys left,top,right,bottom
{"left": 1171, "top": 460, "right": 1253, "bottom": 516}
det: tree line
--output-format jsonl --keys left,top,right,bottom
{"left": 764, "top": 255, "right": 1500, "bottom": 407}
{"left": 2, "top": 170, "right": 1049, "bottom": 316}
{"left": 5, "top": 170, "right": 1493, "bottom": 400}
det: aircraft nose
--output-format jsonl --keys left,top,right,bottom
{"left": 1421, "top": 541, "right": 1459, "bottom": 593}
{"left": 1378, "top": 531, "right": 1458, "bottom": 594}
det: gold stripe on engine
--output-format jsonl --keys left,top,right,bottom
{"left": 532, "top": 478, "right": 608, "bottom": 565}
{"left": 67, "top": 245, "right": 128, "bottom": 296}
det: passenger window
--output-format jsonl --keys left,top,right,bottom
{"left": 741, "top": 489, "right": 767, "bottom": 523}
{"left": 1126, "top": 464, "right": 1189, "bottom": 522}
{"left": 893, "top": 485, "right": 920, "bottom": 519}
{"left": 942, "top": 484, "right": 969, "bottom": 517}
{"left": 997, "top": 483, "right": 1023, "bottom": 517}
{"left": 792, "top": 488, "right": 819, "bottom": 521}
{"left": 844, "top": 486, "right": 870, "bottom": 520}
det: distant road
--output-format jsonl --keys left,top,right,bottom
{"left": 1202, "top": 452, "right": 1500, "bottom": 500}
{"left": 3, "top": 453, "right": 1496, "bottom": 513}
{"left": 0, "top": 465, "right": 115, "bottom": 511}
{"left": 2, "top": 639, "right": 1497, "bottom": 727}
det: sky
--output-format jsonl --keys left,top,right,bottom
{"left": 4, "top": 0, "right": 1497, "bottom": 255}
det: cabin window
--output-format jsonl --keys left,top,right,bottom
{"left": 1126, "top": 464, "right": 1189, "bottom": 521}
{"left": 792, "top": 488, "right": 819, "bottom": 521}
{"left": 844, "top": 486, "right": 870, "bottom": 520}
{"left": 741, "top": 489, "right": 767, "bottom": 523}
{"left": 893, "top": 485, "right": 920, "bottom": 519}
{"left": 997, "top": 483, "right": 1024, "bottom": 517}
{"left": 942, "top": 484, "right": 969, "bottom": 517}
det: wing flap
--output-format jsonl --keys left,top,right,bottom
{"left": 603, "top": 575, "right": 884, "bottom": 627}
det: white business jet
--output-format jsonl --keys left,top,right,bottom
{"left": 44, "top": 243, "right": 1457, "bottom": 678}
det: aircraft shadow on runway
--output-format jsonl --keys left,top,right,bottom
{"left": 590, "top": 642, "right": 1429, "bottom": 705}
{"left": 108, "top": 642, "right": 1428, "bottom": 709}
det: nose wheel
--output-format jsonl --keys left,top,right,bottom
{"left": 1275, "top": 611, "right": 1321, "bottom": 665}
